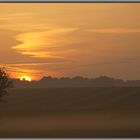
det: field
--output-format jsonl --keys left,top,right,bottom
{"left": 0, "top": 87, "right": 140, "bottom": 138}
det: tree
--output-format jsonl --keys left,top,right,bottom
{"left": 0, "top": 67, "right": 13, "bottom": 102}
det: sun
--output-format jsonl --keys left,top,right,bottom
{"left": 20, "top": 76, "right": 32, "bottom": 82}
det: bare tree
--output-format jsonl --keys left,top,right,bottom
{"left": 0, "top": 67, "right": 13, "bottom": 102}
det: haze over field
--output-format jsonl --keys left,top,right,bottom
{"left": 1, "top": 87, "right": 140, "bottom": 138}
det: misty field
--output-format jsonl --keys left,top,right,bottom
{"left": 0, "top": 87, "right": 140, "bottom": 138}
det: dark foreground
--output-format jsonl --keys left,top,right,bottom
{"left": 0, "top": 87, "right": 140, "bottom": 138}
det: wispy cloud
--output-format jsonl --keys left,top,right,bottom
{"left": 84, "top": 57, "right": 140, "bottom": 67}
{"left": 12, "top": 28, "right": 78, "bottom": 58}
{"left": 86, "top": 28, "right": 140, "bottom": 33}
{"left": 0, "top": 12, "right": 55, "bottom": 32}
{"left": 3, "top": 62, "right": 65, "bottom": 67}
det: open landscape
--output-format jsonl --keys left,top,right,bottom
{"left": 0, "top": 3, "right": 140, "bottom": 138}
{"left": 0, "top": 87, "right": 140, "bottom": 138}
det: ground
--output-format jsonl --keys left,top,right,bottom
{"left": 0, "top": 87, "right": 140, "bottom": 138}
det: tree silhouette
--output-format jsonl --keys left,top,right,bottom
{"left": 0, "top": 67, "right": 13, "bottom": 102}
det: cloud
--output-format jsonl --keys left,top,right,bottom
{"left": 86, "top": 59, "right": 138, "bottom": 67}
{"left": 86, "top": 28, "right": 140, "bottom": 33}
{"left": 0, "top": 18, "right": 8, "bottom": 24}
{"left": 12, "top": 28, "right": 78, "bottom": 58}
{"left": 4, "top": 61, "right": 66, "bottom": 67}
{"left": 0, "top": 12, "right": 54, "bottom": 32}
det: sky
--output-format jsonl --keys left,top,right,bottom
{"left": 0, "top": 3, "right": 140, "bottom": 80}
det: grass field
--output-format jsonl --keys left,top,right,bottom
{"left": 0, "top": 87, "right": 140, "bottom": 138}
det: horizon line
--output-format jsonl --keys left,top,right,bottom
{"left": 12, "top": 75, "right": 140, "bottom": 81}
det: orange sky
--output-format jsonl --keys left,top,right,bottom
{"left": 0, "top": 3, "right": 140, "bottom": 80}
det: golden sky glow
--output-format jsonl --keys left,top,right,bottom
{"left": 0, "top": 3, "right": 140, "bottom": 80}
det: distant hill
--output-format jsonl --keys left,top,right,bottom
{"left": 12, "top": 76, "right": 140, "bottom": 88}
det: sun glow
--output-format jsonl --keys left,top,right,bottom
{"left": 20, "top": 76, "right": 32, "bottom": 82}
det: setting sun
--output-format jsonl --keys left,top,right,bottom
{"left": 20, "top": 76, "right": 32, "bottom": 82}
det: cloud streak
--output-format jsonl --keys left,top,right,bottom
{"left": 86, "top": 28, "right": 140, "bottom": 33}
{"left": 13, "top": 28, "right": 78, "bottom": 58}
